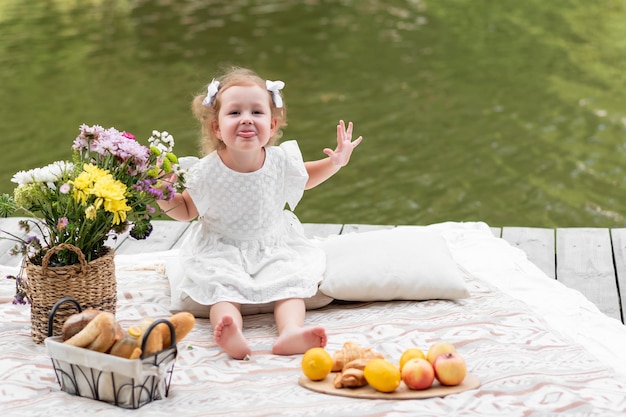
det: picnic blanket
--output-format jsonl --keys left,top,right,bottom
{"left": 1, "top": 222, "right": 626, "bottom": 416}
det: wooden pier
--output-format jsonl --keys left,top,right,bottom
{"left": 1, "top": 217, "right": 624, "bottom": 324}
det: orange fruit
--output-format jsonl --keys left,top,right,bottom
{"left": 301, "top": 347, "right": 333, "bottom": 381}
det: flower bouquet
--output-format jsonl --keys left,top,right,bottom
{"left": 0, "top": 124, "right": 184, "bottom": 342}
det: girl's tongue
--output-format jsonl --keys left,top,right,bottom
{"left": 238, "top": 130, "right": 256, "bottom": 138}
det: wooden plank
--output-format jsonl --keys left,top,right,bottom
{"left": 170, "top": 221, "right": 194, "bottom": 249}
{"left": 302, "top": 223, "right": 343, "bottom": 239}
{"left": 0, "top": 217, "right": 27, "bottom": 267}
{"left": 167, "top": 222, "right": 343, "bottom": 250}
{"left": 105, "top": 230, "right": 130, "bottom": 249}
{"left": 0, "top": 217, "right": 48, "bottom": 267}
{"left": 501, "top": 227, "right": 555, "bottom": 279}
{"left": 609, "top": 228, "right": 626, "bottom": 322}
{"left": 341, "top": 224, "right": 394, "bottom": 234}
{"left": 556, "top": 228, "right": 621, "bottom": 322}
{"left": 1, "top": 215, "right": 623, "bottom": 324}
{"left": 115, "top": 220, "right": 191, "bottom": 254}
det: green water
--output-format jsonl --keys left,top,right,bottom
{"left": 1, "top": 0, "right": 626, "bottom": 227}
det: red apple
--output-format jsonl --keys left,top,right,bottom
{"left": 433, "top": 352, "right": 466, "bottom": 386}
{"left": 401, "top": 358, "right": 435, "bottom": 390}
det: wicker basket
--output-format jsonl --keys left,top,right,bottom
{"left": 23, "top": 243, "right": 117, "bottom": 343}
{"left": 46, "top": 297, "right": 177, "bottom": 409}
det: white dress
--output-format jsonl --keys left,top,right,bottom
{"left": 174, "top": 141, "right": 326, "bottom": 307}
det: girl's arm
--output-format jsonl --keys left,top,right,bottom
{"left": 304, "top": 120, "right": 363, "bottom": 190}
{"left": 157, "top": 189, "right": 199, "bottom": 221}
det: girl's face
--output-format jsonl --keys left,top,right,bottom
{"left": 212, "top": 84, "right": 277, "bottom": 153}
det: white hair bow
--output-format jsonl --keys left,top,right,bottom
{"left": 266, "top": 80, "right": 285, "bottom": 108}
{"left": 202, "top": 79, "right": 220, "bottom": 106}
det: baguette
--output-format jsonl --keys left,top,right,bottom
{"left": 156, "top": 312, "right": 196, "bottom": 348}
{"left": 64, "top": 311, "right": 117, "bottom": 353}
{"left": 139, "top": 318, "right": 164, "bottom": 357}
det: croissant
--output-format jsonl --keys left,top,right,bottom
{"left": 334, "top": 368, "right": 367, "bottom": 388}
{"left": 333, "top": 357, "right": 373, "bottom": 388}
{"left": 331, "top": 341, "right": 384, "bottom": 372}
{"left": 342, "top": 358, "right": 371, "bottom": 372}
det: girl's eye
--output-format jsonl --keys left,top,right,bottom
{"left": 253, "top": 110, "right": 263, "bottom": 115}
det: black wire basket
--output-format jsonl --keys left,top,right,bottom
{"left": 45, "top": 297, "right": 178, "bottom": 409}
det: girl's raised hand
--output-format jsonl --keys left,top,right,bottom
{"left": 323, "top": 120, "right": 363, "bottom": 168}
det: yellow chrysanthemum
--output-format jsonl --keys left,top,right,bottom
{"left": 71, "top": 163, "right": 131, "bottom": 225}
{"left": 105, "top": 199, "right": 130, "bottom": 224}
{"left": 71, "top": 163, "right": 107, "bottom": 205}
{"left": 90, "top": 174, "right": 130, "bottom": 225}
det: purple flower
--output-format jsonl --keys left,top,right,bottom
{"left": 163, "top": 184, "right": 175, "bottom": 201}
{"left": 73, "top": 124, "right": 105, "bottom": 152}
{"left": 73, "top": 125, "right": 150, "bottom": 168}
{"left": 133, "top": 178, "right": 157, "bottom": 192}
{"left": 6, "top": 275, "right": 29, "bottom": 305}
{"left": 26, "top": 235, "right": 40, "bottom": 245}
{"left": 149, "top": 186, "right": 166, "bottom": 200}
{"left": 13, "top": 293, "right": 27, "bottom": 305}
{"left": 116, "top": 138, "right": 150, "bottom": 166}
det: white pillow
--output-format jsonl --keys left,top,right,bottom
{"left": 166, "top": 252, "right": 333, "bottom": 318}
{"left": 317, "top": 227, "right": 469, "bottom": 301}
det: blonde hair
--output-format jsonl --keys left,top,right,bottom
{"left": 191, "top": 66, "right": 288, "bottom": 155}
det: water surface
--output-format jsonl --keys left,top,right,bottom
{"left": 1, "top": 0, "right": 626, "bottom": 227}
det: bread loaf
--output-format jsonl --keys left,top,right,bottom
{"left": 61, "top": 309, "right": 101, "bottom": 341}
{"left": 61, "top": 310, "right": 196, "bottom": 357}
{"left": 64, "top": 312, "right": 117, "bottom": 353}
{"left": 156, "top": 312, "right": 196, "bottom": 348}
{"left": 139, "top": 318, "right": 163, "bottom": 357}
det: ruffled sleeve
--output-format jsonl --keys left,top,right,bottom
{"left": 279, "top": 140, "right": 308, "bottom": 210}
{"left": 177, "top": 156, "right": 200, "bottom": 173}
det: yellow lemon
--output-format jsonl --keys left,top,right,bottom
{"left": 399, "top": 348, "right": 426, "bottom": 371}
{"left": 301, "top": 347, "right": 333, "bottom": 381}
{"left": 364, "top": 358, "right": 402, "bottom": 393}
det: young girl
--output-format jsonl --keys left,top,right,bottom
{"left": 157, "top": 67, "right": 362, "bottom": 359}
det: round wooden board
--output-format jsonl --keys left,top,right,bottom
{"left": 298, "top": 373, "right": 480, "bottom": 400}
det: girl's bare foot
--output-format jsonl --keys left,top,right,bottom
{"left": 214, "top": 315, "right": 251, "bottom": 360}
{"left": 272, "top": 326, "right": 327, "bottom": 356}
